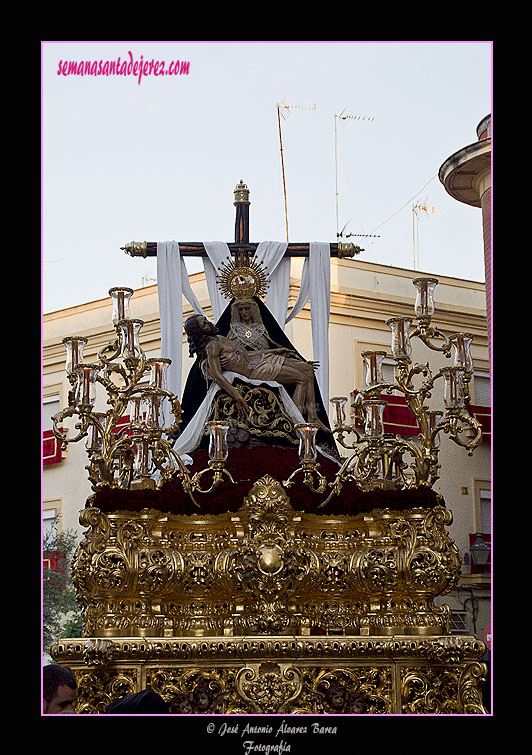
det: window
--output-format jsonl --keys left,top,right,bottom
{"left": 469, "top": 371, "right": 491, "bottom": 443}
{"left": 480, "top": 490, "right": 491, "bottom": 534}
{"left": 43, "top": 390, "right": 64, "bottom": 465}
{"left": 381, "top": 360, "right": 395, "bottom": 386}
{"left": 43, "top": 503, "right": 66, "bottom": 580}
{"left": 43, "top": 507, "right": 58, "bottom": 538}
{"left": 43, "top": 394, "right": 61, "bottom": 432}
{"left": 473, "top": 371, "right": 491, "bottom": 407}
{"left": 473, "top": 481, "right": 491, "bottom": 534}
{"left": 450, "top": 610, "right": 469, "bottom": 635}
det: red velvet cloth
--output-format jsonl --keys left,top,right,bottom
{"left": 353, "top": 393, "right": 491, "bottom": 443}
{"left": 91, "top": 445, "right": 441, "bottom": 516}
{"left": 468, "top": 404, "right": 491, "bottom": 443}
{"left": 43, "top": 429, "right": 62, "bottom": 466}
{"left": 352, "top": 391, "right": 420, "bottom": 436}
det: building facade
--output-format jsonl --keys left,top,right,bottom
{"left": 439, "top": 114, "right": 492, "bottom": 356}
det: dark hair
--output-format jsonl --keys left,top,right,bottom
{"left": 43, "top": 664, "right": 77, "bottom": 702}
{"left": 184, "top": 314, "right": 216, "bottom": 359}
{"left": 105, "top": 689, "right": 169, "bottom": 714}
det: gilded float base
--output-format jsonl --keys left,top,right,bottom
{"left": 50, "top": 634, "right": 487, "bottom": 715}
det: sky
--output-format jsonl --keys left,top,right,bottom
{"left": 42, "top": 41, "right": 492, "bottom": 314}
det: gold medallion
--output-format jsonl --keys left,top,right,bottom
{"left": 216, "top": 253, "right": 270, "bottom": 300}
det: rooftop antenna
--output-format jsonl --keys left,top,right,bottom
{"left": 276, "top": 98, "right": 317, "bottom": 241}
{"left": 338, "top": 221, "right": 381, "bottom": 240}
{"left": 141, "top": 274, "right": 157, "bottom": 288}
{"left": 412, "top": 199, "right": 441, "bottom": 270}
{"left": 334, "top": 110, "right": 375, "bottom": 240}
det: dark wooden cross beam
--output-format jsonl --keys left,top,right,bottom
{"left": 121, "top": 180, "right": 363, "bottom": 260}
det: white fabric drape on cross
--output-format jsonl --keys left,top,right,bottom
{"left": 202, "top": 241, "right": 232, "bottom": 322}
{"left": 285, "top": 242, "right": 331, "bottom": 409}
{"left": 253, "top": 240, "right": 289, "bottom": 325}
{"left": 156, "top": 242, "right": 205, "bottom": 429}
{"left": 156, "top": 239, "right": 331, "bottom": 424}
{"left": 202, "top": 240, "right": 289, "bottom": 325}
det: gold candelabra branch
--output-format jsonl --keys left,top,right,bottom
{"left": 52, "top": 288, "right": 236, "bottom": 506}
{"left": 284, "top": 277, "right": 483, "bottom": 505}
{"left": 283, "top": 424, "right": 328, "bottom": 493}
{"left": 329, "top": 395, "right": 365, "bottom": 449}
{"left": 410, "top": 322, "right": 452, "bottom": 356}
{"left": 189, "top": 422, "right": 236, "bottom": 494}
{"left": 191, "top": 460, "right": 237, "bottom": 495}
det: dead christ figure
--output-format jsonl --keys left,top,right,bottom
{"left": 184, "top": 314, "right": 327, "bottom": 431}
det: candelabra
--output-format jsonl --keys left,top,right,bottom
{"left": 52, "top": 287, "right": 234, "bottom": 506}
{"left": 285, "top": 277, "right": 483, "bottom": 505}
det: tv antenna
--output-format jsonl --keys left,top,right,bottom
{"left": 338, "top": 221, "right": 380, "bottom": 240}
{"left": 334, "top": 109, "right": 375, "bottom": 240}
{"left": 412, "top": 199, "right": 441, "bottom": 270}
{"left": 141, "top": 274, "right": 157, "bottom": 288}
{"left": 276, "top": 98, "right": 317, "bottom": 241}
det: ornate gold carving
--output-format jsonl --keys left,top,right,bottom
{"left": 401, "top": 659, "right": 487, "bottom": 714}
{"left": 82, "top": 638, "right": 120, "bottom": 667}
{"left": 309, "top": 667, "right": 389, "bottom": 714}
{"left": 216, "top": 252, "right": 269, "bottom": 300}
{"left": 74, "top": 668, "right": 138, "bottom": 714}
{"left": 72, "top": 477, "right": 462, "bottom": 639}
{"left": 149, "top": 668, "right": 234, "bottom": 713}
{"left": 121, "top": 241, "right": 148, "bottom": 258}
{"left": 402, "top": 666, "right": 461, "bottom": 714}
{"left": 337, "top": 242, "right": 362, "bottom": 258}
{"left": 233, "top": 179, "right": 250, "bottom": 205}
{"left": 210, "top": 383, "right": 298, "bottom": 444}
{"left": 401, "top": 662, "right": 487, "bottom": 715}
{"left": 458, "top": 661, "right": 489, "bottom": 714}
{"left": 51, "top": 635, "right": 486, "bottom": 714}
{"left": 236, "top": 662, "right": 302, "bottom": 713}
{"left": 61, "top": 474, "right": 487, "bottom": 714}
{"left": 236, "top": 663, "right": 303, "bottom": 713}
{"left": 52, "top": 634, "right": 486, "bottom": 666}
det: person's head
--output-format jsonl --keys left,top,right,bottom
{"left": 105, "top": 689, "right": 169, "bottom": 714}
{"left": 43, "top": 664, "right": 77, "bottom": 714}
{"left": 184, "top": 314, "right": 218, "bottom": 358}
{"left": 231, "top": 299, "right": 261, "bottom": 325}
{"left": 236, "top": 300, "right": 254, "bottom": 323}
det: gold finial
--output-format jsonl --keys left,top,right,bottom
{"left": 337, "top": 243, "right": 363, "bottom": 258}
{"left": 234, "top": 179, "right": 250, "bottom": 205}
{"left": 121, "top": 241, "right": 148, "bottom": 258}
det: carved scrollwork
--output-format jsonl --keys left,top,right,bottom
{"left": 311, "top": 667, "right": 386, "bottom": 714}
{"left": 82, "top": 638, "right": 120, "bottom": 667}
{"left": 74, "top": 668, "right": 138, "bottom": 714}
{"left": 219, "top": 476, "right": 321, "bottom": 634}
{"left": 50, "top": 634, "right": 488, "bottom": 714}
{"left": 148, "top": 668, "right": 233, "bottom": 714}
{"left": 72, "top": 477, "right": 463, "bottom": 639}
{"left": 211, "top": 384, "right": 298, "bottom": 443}
{"left": 458, "top": 662, "right": 488, "bottom": 714}
{"left": 236, "top": 663, "right": 303, "bottom": 714}
{"left": 401, "top": 666, "right": 465, "bottom": 714}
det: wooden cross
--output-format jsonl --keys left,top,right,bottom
{"left": 121, "top": 180, "right": 363, "bottom": 261}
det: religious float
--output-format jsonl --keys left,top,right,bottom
{"left": 50, "top": 182, "right": 488, "bottom": 714}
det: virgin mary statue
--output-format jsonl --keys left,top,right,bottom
{"left": 174, "top": 296, "right": 334, "bottom": 456}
